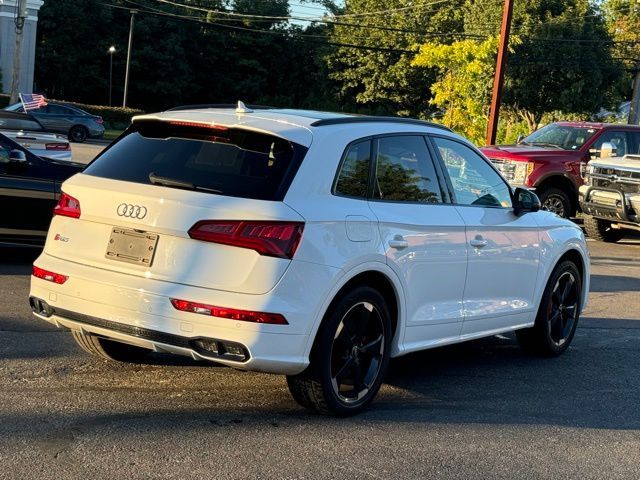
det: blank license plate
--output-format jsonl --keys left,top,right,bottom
{"left": 105, "top": 227, "right": 158, "bottom": 266}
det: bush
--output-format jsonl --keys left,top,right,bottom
{"left": 0, "top": 94, "right": 143, "bottom": 129}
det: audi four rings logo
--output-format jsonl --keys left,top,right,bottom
{"left": 117, "top": 203, "right": 148, "bottom": 219}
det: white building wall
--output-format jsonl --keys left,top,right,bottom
{"left": 0, "top": 0, "right": 44, "bottom": 95}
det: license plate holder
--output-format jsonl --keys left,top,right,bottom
{"left": 105, "top": 227, "right": 158, "bottom": 266}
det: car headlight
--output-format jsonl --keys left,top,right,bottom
{"left": 491, "top": 160, "right": 532, "bottom": 185}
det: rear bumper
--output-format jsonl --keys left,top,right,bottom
{"left": 578, "top": 185, "right": 640, "bottom": 224}
{"left": 29, "top": 253, "right": 341, "bottom": 375}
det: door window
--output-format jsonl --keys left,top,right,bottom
{"left": 433, "top": 137, "right": 512, "bottom": 208}
{"left": 629, "top": 132, "right": 640, "bottom": 155}
{"left": 593, "top": 131, "right": 629, "bottom": 157}
{"left": 374, "top": 136, "right": 443, "bottom": 203}
{"left": 47, "top": 105, "right": 73, "bottom": 115}
{"left": 334, "top": 140, "right": 371, "bottom": 198}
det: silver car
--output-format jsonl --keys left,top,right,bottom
{"left": 0, "top": 111, "right": 72, "bottom": 161}
{"left": 5, "top": 102, "right": 105, "bottom": 143}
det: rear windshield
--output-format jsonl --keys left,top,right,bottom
{"left": 83, "top": 120, "right": 307, "bottom": 201}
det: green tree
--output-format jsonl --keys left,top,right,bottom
{"left": 412, "top": 37, "right": 498, "bottom": 144}
{"left": 465, "top": 0, "right": 623, "bottom": 132}
{"left": 602, "top": 0, "right": 640, "bottom": 119}
{"left": 326, "top": 0, "right": 465, "bottom": 117}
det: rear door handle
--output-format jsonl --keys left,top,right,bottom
{"left": 389, "top": 235, "right": 409, "bottom": 249}
{"left": 470, "top": 236, "right": 488, "bottom": 248}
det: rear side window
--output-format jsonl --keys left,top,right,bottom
{"left": 334, "top": 140, "right": 371, "bottom": 198}
{"left": 374, "top": 135, "right": 443, "bottom": 203}
{"left": 84, "top": 121, "right": 307, "bottom": 201}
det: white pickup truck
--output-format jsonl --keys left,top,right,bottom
{"left": 580, "top": 154, "right": 640, "bottom": 242}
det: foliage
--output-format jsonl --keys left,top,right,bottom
{"left": 34, "top": 0, "right": 336, "bottom": 111}
{"left": 465, "top": 0, "right": 624, "bottom": 133}
{"left": 412, "top": 37, "right": 498, "bottom": 144}
{"left": 326, "top": 0, "right": 465, "bottom": 117}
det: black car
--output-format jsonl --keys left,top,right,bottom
{"left": 0, "top": 132, "right": 83, "bottom": 246}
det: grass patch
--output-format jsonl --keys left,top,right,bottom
{"left": 103, "top": 129, "right": 124, "bottom": 140}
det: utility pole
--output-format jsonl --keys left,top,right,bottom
{"left": 123, "top": 9, "right": 137, "bottom": 108}
{"left": 9, "top": 0, "right": 29, "bottom": 104}
{"left": 485, "top": 0, "right": 514, "bottom": 146}
{"left": 628, "top": 64, "right": 640, "bottom": 124}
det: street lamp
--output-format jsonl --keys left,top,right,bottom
{"left": 108, "top": 46, "right": 116, "bottom": 106}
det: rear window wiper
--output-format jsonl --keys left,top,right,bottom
{"left": 148, "top": 172, "right": 223, "bottom": 194}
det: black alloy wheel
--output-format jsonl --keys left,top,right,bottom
{"left": 516, "top": 260, "right": 582, "bottom": 356}
{"left": 330, "top": 301, "right": 385, "bottom": 404}
{"left": 547, "top": 271, "right": 579, "bottom": 347}
{"left": 286, "top": 286, "right": 392, "bottom": 416}
{"left": 69, "top": 125, "right": 88, "bottom": 143}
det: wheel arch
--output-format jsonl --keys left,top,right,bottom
{"left": 544, "top": 246, "right": 590, "bottom": 313}
{"left": 534, "top": 174, "right": 578, "bottom": 215}
{"left": 303, "top": 263, "right": 405, "bottom": 361}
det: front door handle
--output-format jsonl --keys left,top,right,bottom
{"left": 470, "top": 235, "right": 488, "bottom": 248}
{"left": 389, "top": 235, "right": 409, "bottom": 249}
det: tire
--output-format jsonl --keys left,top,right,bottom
{"left": 286, "top": 286, "right": 392, "bottom": 416}
{"left": 69, "top": 125, "right": 88, "bottom": 143}
{"left": 71, "top": 330, "right": 152, "bottom": 362}
{"left": 538, "top": 187, "right": 572, "bottom": 218}
{"left": 516, "top": 260, "right": 582, "bottom": 357}
{"left": 583, "top": 215, "right": 624, "bottom": 243}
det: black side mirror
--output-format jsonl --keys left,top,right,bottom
{"left": 513, "top": 187, "right": 541, "bottom": 215}
{"left": 8, "top": 149, "right": 28, "bottom": 164}
{"left": 516, "top": 134, "right": 524, "bottom": 144}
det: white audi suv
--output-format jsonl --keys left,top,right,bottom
{"left": 29, "top": 104, "right": 590, "bottom": 415}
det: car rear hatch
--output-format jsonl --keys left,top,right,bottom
{"left": 44, "top": 118, "right": 308, "bottom": 295}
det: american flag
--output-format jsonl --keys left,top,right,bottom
{"left": 19, "top": 93, "right": 48, "bottom": 111}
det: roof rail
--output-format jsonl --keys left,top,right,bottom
{"left": 166, "top": 103, "right": 276, "bottom": 112}
{"left": 310, "top": 116, "right": 451, "bottom": 131}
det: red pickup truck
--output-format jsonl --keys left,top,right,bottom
{"left": 481, "top": 122, "right": 640, "bottom": 218}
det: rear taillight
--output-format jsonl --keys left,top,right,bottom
{"left": 53, "top": 192, "right": 81, "bottom": 219}
{"left": 170, "top": 298, "right": 288, "bottom": 325}
{"left": 32, "top": 266, "right": 68, "bottom": 284}
{"left": 188, "top": 221, "right": 304, "bottom": 259}
{"left": 95, "top": 117, "right": 104, "bottom": 124}
{"left": 45, "top": 142, "right": 70, "bottom": 151}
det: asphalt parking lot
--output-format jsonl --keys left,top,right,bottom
{"left": 71, "top": 141, "right": 106, "bottom": 165}
{"left": 1, "top": 237, "right": 639, "bottom": 479}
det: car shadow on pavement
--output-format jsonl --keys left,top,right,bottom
{"left": 0, "top": 247, "right": 41, "bottom": 275}
{"left": 376, "top": 332, "right": 640, "bottom": 430}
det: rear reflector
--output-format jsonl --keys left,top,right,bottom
{"left": 53, "top": 192, "right": 81, "bottom": 219}
{"left": 45, "top": 142, "right": 70, "bottom": 151}
{"left": 44, "top": 143, "right": 71, "bottom": 152}
{"left": 188, "top": 221, "right": 304, "bottom": 259}
{"left": 32, "top": 266, "right": 68, "bottom": 284}
{"left": 170, "top": 298, "right": 288, "bottom": 325}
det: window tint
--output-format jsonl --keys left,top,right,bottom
{"left": 84, "top": 121, "right": 306, "bottom": 201}
{"left": 47, "top": 105, "right": 73, "bottom": 115}
{"left": 629, "top": 132, "right": 640, "bottom": 154}
{"left": 335, "top": 140, "right": 371, "bottom": 198}
{"left": 0, "top": 117, "right": 43, "bottom": 131}
{"left": 433, "top": 137, "right": 512, "bottom": 208}
{"left": 374, "top": 136, "right": 442, "bottom": 203}
{"left": 593, "top": 131, "right": 630, "bottom": 157}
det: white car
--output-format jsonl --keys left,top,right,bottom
{"left": 29, "top": 105, "right": 590, "bottom": 415}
